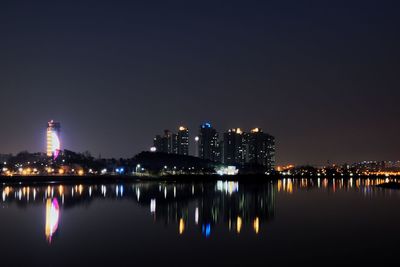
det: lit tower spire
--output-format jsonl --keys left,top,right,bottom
{"left": 46, "top": 120, "right": 61, "bottom": 159}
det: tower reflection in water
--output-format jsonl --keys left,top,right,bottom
{"left": 45, "top": 198, "right": 60, "bottom": 243}
{"left": 0, "top": 177, "right": 397, "bottom": 243}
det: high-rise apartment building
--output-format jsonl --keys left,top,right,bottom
{"left": 177, "top": 126, "right": 189, "bottom": 156}
{"left": 153, "top": 130, "right": 177, "bottom": 154}
{"left": 223, "top": 128, "right": 245, "bottom": 165}
{"left": 247, "top": 128, "right": 275, "bottom": 170}
{"left": 198, "top": 122, "right": 220, "bottom": 162}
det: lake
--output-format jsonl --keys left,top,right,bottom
{"left": 0, "top": 178, "right": 399, "bottom": 266}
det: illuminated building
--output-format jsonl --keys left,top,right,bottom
{"left": 46, "top": 120, "right": 61, "bottom": 159}
{"left": 198, "top": 122, "right": 220, "bottom": 162}
{"left": 223, "top": 128, "right": 245, "bottom": 165}
{"left": 216, "top": 166, "right": 239, "bottom": 176}
{"left": 177, "top": 126, "right": 189, "bottom": 156}
{"left": 247, "top": 128, "right": 275, "bottom": 170}
{"left": 153, "top": 130, "right": 177, "bottom": 154}
{"left": 221, "top": 127, "right": 275, "bottom": 169}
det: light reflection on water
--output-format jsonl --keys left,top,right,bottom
{"left": 45, "top": 198, "right": 59, "bottom": 243}
{"left": 0, "top": 177, "right": 398, "bottom": 245}
{"left": 1, "top": 180, "right": 275, "bottom": 242}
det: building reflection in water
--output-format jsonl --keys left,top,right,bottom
{"left": 134, "top": 181, "right": 275, "bottom": 237}
{"left": 0, "top": 177, "right": 398, "bottom": 243}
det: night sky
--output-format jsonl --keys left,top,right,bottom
{"left": 0, "top": 0, "right": 399, "bottom": 165}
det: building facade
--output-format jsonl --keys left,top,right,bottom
{"left": 198, "top": 123, "right": 220, "bottom": 162}
{"left": 153, "top": 130, "right": 177, "bottom": 154}
{"left": 177, "top": 126, "right": 189, "bottom": 156}
{"left": 246, "top": 128, "right": 275, "bottom": 170}
{"left": 222, "top": 128, "right": 245, "bottom": 165}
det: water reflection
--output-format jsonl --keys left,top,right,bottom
{"left": 45, "top": 198, "right": 60, "bottom": 243}
{"left": 277, "top": 177, "right": 398, "bottom": 194}
{"left": 0, "top": 177, "right": 398, "bottom": 244}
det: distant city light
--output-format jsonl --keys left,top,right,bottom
{"left": 150, "top": 146, "right": 157, "bottom": 152}
{"left": 116, "top": 168, "right": 124, "bottom": 174}
{"left": 201, "top": 122, "right": 211, "bottom": 129}
{"left": 216, "top": 166, "right": 239, "bottom": 176}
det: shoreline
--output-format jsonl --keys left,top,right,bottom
{"left": 0, "top": 174, "right": 397, "bottom": 185}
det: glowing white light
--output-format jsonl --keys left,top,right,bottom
{"left": 150, "top": 199, "right": 156, "bottom": 213}
{"left": 195, "top": 207, "right": 199, "bottom": 224}
{"left": 136, "top": 188, "right": 140, "bottom": 201}
{"left": 52, "top": 132, "right": 60, "bottom": 154}
{"left": 215, "top": 166, "right": 239, "bottom": 176}
{"left": 216, "top": 181, "right": 239, "bottom": 195}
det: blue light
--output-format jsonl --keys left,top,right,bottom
{"left": 202, "top": 223, "right": 211, "bottom": 237}
{"left": 202, "top": 122, "right": 211, "bottom": 129}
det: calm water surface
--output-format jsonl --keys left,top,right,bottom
{"left": 0, "top": 178, "right": 399, "bottom": 266}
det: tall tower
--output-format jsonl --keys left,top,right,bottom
{"left": 153, "top": 130, "right": 177, "bottom": 154}
{"left": 198, "top": 122, "right": 220, "bottom": 162}
{"left": 247, "top": 128, "right": 275, "bottom": 170}
{"left": 223, "top": 128, "right": 244, "bottom": 165}
{"left": 47, "top": 120, "right": 61, "bottom": 159}
{"left": 177, "top": 126, "right": 189, "bottom": 155}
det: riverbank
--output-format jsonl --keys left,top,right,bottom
{"left": 0, "top": 174, "right": 397, "bottom": 185}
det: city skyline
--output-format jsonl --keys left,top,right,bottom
{"left": 0, "top": 118, "right": 399, "bottom": 166}
{"left": 13, "top": 120, "right": 277, "bottom": 170}
{"left": 1, "top": 0, "right": 399, "bottom": 166}
{"left": 1, "top": 1, "right": 400, "bottom": 266}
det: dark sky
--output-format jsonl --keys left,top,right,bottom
{"left": 0, "top": 0, "right": 399, "bottom": 165}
